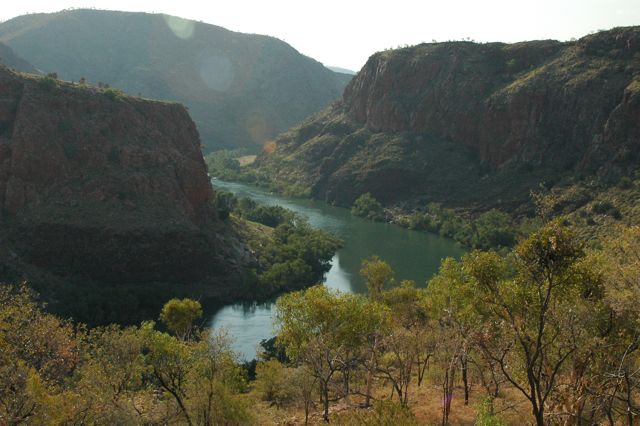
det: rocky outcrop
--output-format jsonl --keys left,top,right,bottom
{"left": 0, "top": 67, "right": 240, "bottom": 287}
{"left": 257, "top": 27, "right": 640, "bottom": 211}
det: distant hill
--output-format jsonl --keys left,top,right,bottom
{"left": 0, "top": 9, "right": 348, "bottom": 151}
{"left": 327, "top": 66, "right": 357, "bottom": 75}
{"left": 0, "top": 42, "right": 38, "bottom": 73}
{"left": 256, "top": 27, "right": 640, "bottom": 214}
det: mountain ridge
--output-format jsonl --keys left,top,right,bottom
{"left": 255, "top": 26, "right": 640, "bottom": 213}
{"left": 0, "top": 41, "right": 38, "bottom": 73}
{"left": 0, "top": 9, "right": 350, "bottom": 151}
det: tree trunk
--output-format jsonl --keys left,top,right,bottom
{"left": 365, "top": 338, "right": 378, "bottom": 407}
{"left": 533, "top": 406, "right": 545, "bottom": 426}
{"left": 322, "top": 383, "right": 330, "bottom": 422}
{"left": 625, "top": 372, "right": 634, "bottom": 426}
{"left": 304, "top": 401, "right": 310, "bottom": 426}
{"left": 417, "top": 354, "right": 430, "bottom": 387}
{"left": 461, "top": 355, "right": 469, "bottom": 405}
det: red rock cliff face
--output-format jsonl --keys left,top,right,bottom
{"left": 343, "top": 28, "right": 640, "bottom": 168}
{"left": 0, "top": 67, "right": 226, "bottom": 283}
{"left": 259, "top": 27, "right": 640, "bottom": 209}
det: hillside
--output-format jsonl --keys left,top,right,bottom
{"left": 0, "top": 9, "right": 350, "bottom": 151}
{"left": 0, "top": 41, "right": 38, "bottom": 73}
{"left": 256, "top": 27, "right": 640, "bottom": 215}
{"left": 0, "top": 66, "right": 258, "bottom": 323}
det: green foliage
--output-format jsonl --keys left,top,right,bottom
{"left": 475, "top": 397, "right": 505, "bottom": 426}
{"left": 0, "top": 285, "right": 252, "bottom": 424}
{"left": 3, "top": 214, "right": 640, "bottom": 424}
{"left": 220, "top": 191, "right": 342, "bottom": 295}
{"left": 360, "top": 255, "right": 394, "bottom": 300}
{"left": 205, "top": 150, "right": 243, "bottom": 180}
{"left": 351, "top": 192, "right": 385, "bottom": 221}
{"left": 404, "top": 205, "right": 520, "bottom": 250}
{"left": 275, "top": 285, "right": 390, "bottom": 421}
{"left": 205, "top": 150, "right": 314, "bottom": 197}
{"left": 254, "top": 359, "right": 294, "bottom": 407}
{"left": 37, "top": 74, "right": 58, "bottom": 91}
{"left": 213, "top": 190, "right": 238, "bottom": 220}
{"left": 103, "top": 87, "right": 124, "bottom": 101}
{"left": 591, "top": 200, "right": 622, "bottom": 219}
{"left": 159, "top": 298, "right": 203, "bottom": 340}
{"left": 214, "top": 190, "right": 297, "bottom": 227}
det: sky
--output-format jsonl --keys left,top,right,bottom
{"left": 1, "top": 0, "right": 639, "bottom": 71}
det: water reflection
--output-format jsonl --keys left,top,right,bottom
{"left": 209, "top": 180, "right": 464, "bottom": 359}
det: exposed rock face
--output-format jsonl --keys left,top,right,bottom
{"left": 258, "top": 27, "right": 640, "bottom": 211}
{"left": 0, "top": 67, "right": 231, "bottom": 285}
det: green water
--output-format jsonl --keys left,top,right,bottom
{"left": 209, "top": 180, "right": 465, "bottom": 359}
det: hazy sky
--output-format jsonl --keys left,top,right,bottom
{"left": 1, "top": 0, "right": 639, "bottom": 71}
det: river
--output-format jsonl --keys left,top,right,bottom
{"left": 208, "top": 180, "right": 465, "bottom": 360}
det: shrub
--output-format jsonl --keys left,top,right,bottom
{"left": 591, "top": 201, "right": 622, "bottom": 219}
{"left": 351, "top": 193, "right": 384, "bottom": 221}
{"left": 254, "top": 359, "right": 294, "bottom": 407}
{"left": 159, "top": 298, "right": 202, "bottom": 340}
{"left": 38, "top": 75, "right": 58, "bottom": 91}
{"left": 103, "top": 88, "right": 124, "bottom": 101}
{"left": 617, "top": 176, "right": 633, "bottom": 189}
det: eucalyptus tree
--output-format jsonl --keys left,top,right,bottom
{"left": 464, "top": 221, "right": 608, "bottom": 426}
{"left": 275, "top": 285, "right": 389, "bottom": 422}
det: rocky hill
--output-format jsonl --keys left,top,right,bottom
{"left": 256, "top": 27, "right": 640, "bottom": 213}
{"left": 0, "top": 66, "right": 252, "bottom": 322}
{"left": 0, "top": 42, "right": 38, "bottom": 73}
{"left": 0, "top": 9, "right": 350, "bottom": 151}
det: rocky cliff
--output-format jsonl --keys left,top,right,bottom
{"left": 0, "top": 67, "right": 249, "bottom": 317}
{"left": 257, "top": 27, "right": 640, "bottom": 212}
{"left": 0, "top": 9, "right": 350, "bottom": 151}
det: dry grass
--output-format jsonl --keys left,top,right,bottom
{"left": 245, "top": 372, "right": 535, "bottom": 425}
{"left": 238, "top": 155, "right": 258, "bottom": 166}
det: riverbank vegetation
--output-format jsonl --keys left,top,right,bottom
{"left": 206, "top": 150, "right": 533, "bottom": 251}
{"left": 215, "top": 190, "right": 342, "bottom": 296}
{"left": 3, "top": 219, "right": 639, "bottom": 424}
{"left": 205, "top": 151, "right": 310, "bottom": 197}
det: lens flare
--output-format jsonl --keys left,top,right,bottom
{"left": 246, "top": 113, "right": 270, "bottom": 144}
{"left": 164, "top": 15, "right": 195, "bottom": 40}
{"left": 263, "top": 140, "right": 277, "bottom": 155}
{"left": 199, "top": 54, "right": 234, "bottom": 92}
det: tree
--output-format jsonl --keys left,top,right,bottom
{"left": 427, "top": 257, "right": 484, "bottom": 408}
{"left": 360, "top": 256, "right": 394, "bottom": 301}
{"left": 464, "top": 221, "right": 606, "bottom": 426}
{"left": 254, "top": 359, "right": 293, "bottom": 407}
{"left": 140, "top": 321, "right": 193, "bottom": 425}
{"left": 186, "top": 329, "right": 251, "bottom": 425}
{"left": 159, "top": 298, "right": 203, "bottom": 340}
{"left": 275, "top": 285, "right": 389, "bottom": 422}
{"left": 598, "top": 226, "right": 640, "bottom": 425}
{"left": 377, "top": 281, "right": 432, "bottom": 406}
{"left": 0, "top": 284, "right": 80, "bottom": 424}
{"left": 77, "top": 325, "right": 146, "bottom": 422}
{"left": 472, "top": 209, "right": 516, "bottom": 249}
{"left": 351, "top": 193, "right": 385, "bottom": 221}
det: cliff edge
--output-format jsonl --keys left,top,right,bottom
{"left": 0, "top": 67, "right": 250, "bottom": 321}
{"left": 257, "top": 27, "right": 640, "bottom": 212}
